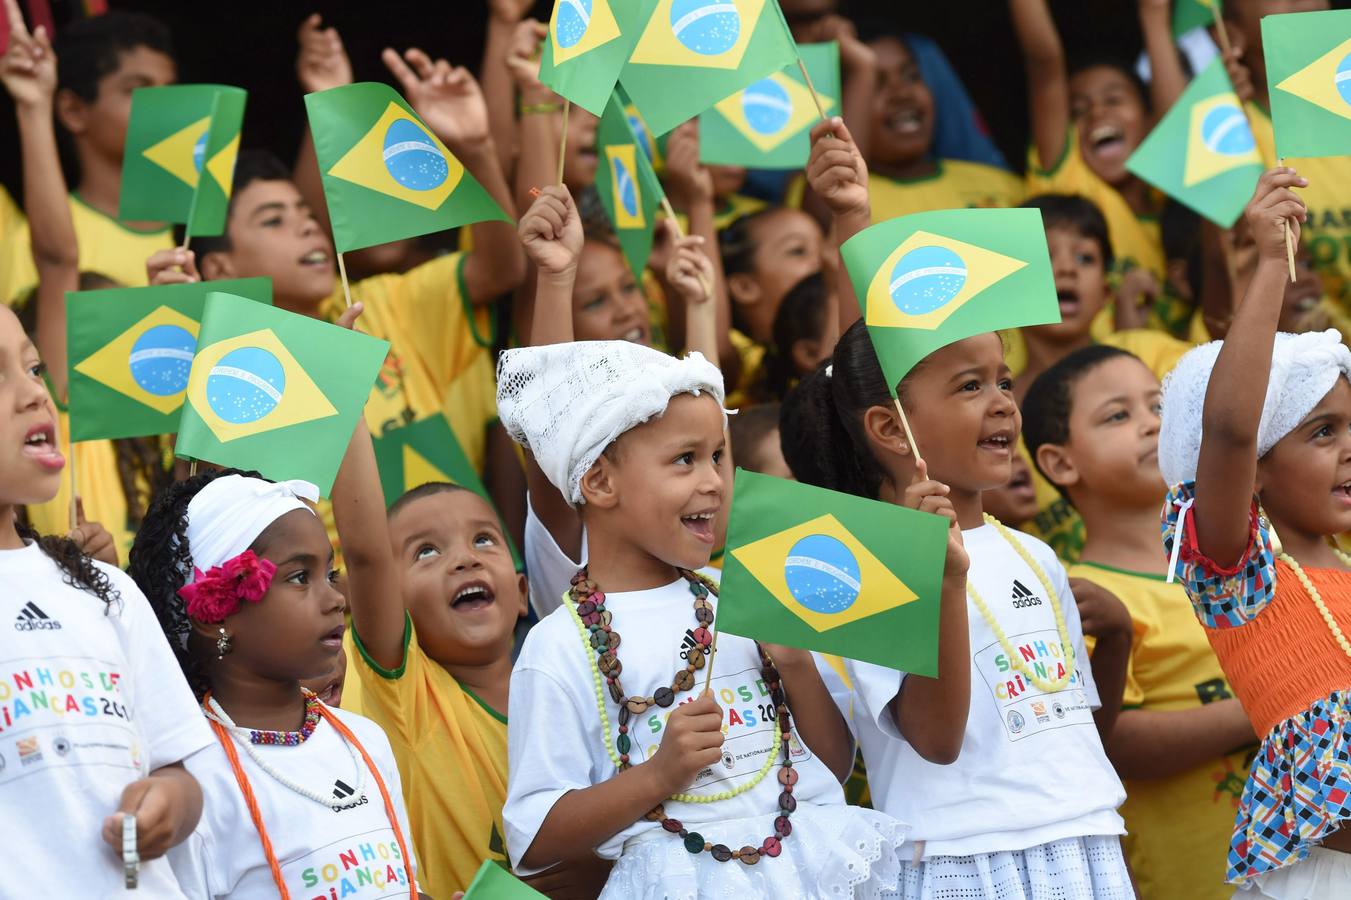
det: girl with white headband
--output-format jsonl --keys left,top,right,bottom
{"left": 127, "top": 451, "right": 421, "bottom": 899}
{"left": 1159, "top": 169, "right": 1351, "bottom": 897}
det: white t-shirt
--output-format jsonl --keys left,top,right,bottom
{"left": 523, "top": 492, "right": 588, "bottom": 620}
{"left": 504, "top": 575, "right": 845, "bottom": 872}
{"left": 843, "top": 524, "right": 1126, "bottom": 858}
{"left": 170, "top": 705, "right": 419, "bottom": 899}
{"left": 0, "top": 542, "right": 213, "bottom": 898}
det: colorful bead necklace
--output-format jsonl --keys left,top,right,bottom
{"left": 241, "top": 691, "right": 321, "bottom": 746}
{"left": 566, "top": 568, "right": 795, "bottom": 866}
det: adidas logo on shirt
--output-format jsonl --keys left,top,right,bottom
{"left": 331, "top": 778, "right": 368, "bottom": 812}
{"left": 14, "top": 602, "right": 61, "bottom": 631}
{"left": 1010, "top": 579, "right": 1042, "bottom": 609}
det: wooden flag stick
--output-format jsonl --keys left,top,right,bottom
{"left": 796, "top": 56, "right": 829, "bottom": 121}
{"left": 702, "top": 627, "right": 720, "bottom": 694}
{"left": 189, "top": 459, "right": 198, "bottom": 477}
{"left": 659, "top": 195, "right": 713, "bottom": 300}
{"left": 67, "top": 438, "right": 77, "bottom": 531}
{"left": 893, "top": 397, "right": 924, "bottom": 467}
{"left": 1278, "top": 157, "right": 1297, "bottom": 283}
{"left": 557, "top": 99, "right": 571, "bottom": 186}
{"left": 1211, "top": 4, "right": 1233, "bottom": 58}
{"left": 336, "top": 251, "right": 354, "bottom": 308}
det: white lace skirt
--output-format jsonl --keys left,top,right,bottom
{"left": 601, "top": 804, "right": 906, "bottom": 900}
{"left": 895, "top": 835, "right": 1132, "bottom": 900}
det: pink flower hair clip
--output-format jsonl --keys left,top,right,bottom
{"left": 178, "top": 550, "right": 277, "bottom": 623}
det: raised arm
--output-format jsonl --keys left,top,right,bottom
{"left": 791, "top": 14, "right": 877, "bottom": 161}
{"left": 1009, "top": 0, "right": 1069, "bottom": 172}
{"left": 482, "top": 0, "right": 535, "bottom": 176}
{"left": 662, "top": 224, "right": 718, "bottom": 361}
{"left": 1139, "top": 0, "right": 1187, "bottom": 113}
{"left": 292, "top": 14, "right": 353, "bottom": 237}
{"left": 1194, "top": 169, "right": 1306, "bottom": 568}
{"left": 805, "top": 118, "right": 870, "bottom": 333}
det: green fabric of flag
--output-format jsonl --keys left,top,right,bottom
{"left": 305, "top": 82, "right": 509, "bottom": 253}
{"left": 618, "top": 83, "right": 669, "bottom": 172}
{"left": 841, "top": 207, "right": 1060, "bottom": 392}
{"left": 1263, "top": 8, "right": 1351, "bottom": 158}
{"left": 618, "top": 0, "right": 799, "bottom": 137}
{"left": 1125, "top": 57, "right": 1261, "bottom": 227}
{"left": 595, "top": 90, "right": 665, "bottom": 278}
{"left": 719, "top": 469, "right": 949, "bottom": 675}
{"left": 1173, "top": 0, "right": 1219, "bottom": 37}
{"left": 119, "top": 84, "right": 246, "bottom": 234}
{"left": 539, "top": 0, "right": 648, "bottom": 116}
{"left": 699, "top": 41, "right": 838, "bottom": 168}
{"left": 67, "top": 277, "right": 271, "bottom": 442}
{"left": 462, "top": 860, "right": 546, "bottom": 899}
{"left": 176, "top": 292, "right": 389, "bottom": 495}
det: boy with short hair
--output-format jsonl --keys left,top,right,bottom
{"left": 728, "top": 402, "right": 793, "bottom": 480}
{"left": 1022, "top": 345, "right": 1256, "bottom": 900}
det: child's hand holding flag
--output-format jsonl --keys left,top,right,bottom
{"left": 520, "top": 185, "right": 583, "bottom": 281}
{"left": 807, "top": 117, "right": 870, "bottom": 233}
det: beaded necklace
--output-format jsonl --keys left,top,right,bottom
{"left": 965, "top": 513, "right": 1076, "bottom": 693}
{"left": 239, "top": 692, "right": 321, "bottom": 746}
{"left": 1279, "top": 546, "right": 1351, "bottom": 660}
{"left": 567, "top": 568, "right": 795, "bottom": 866}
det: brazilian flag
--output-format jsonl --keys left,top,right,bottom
{"left": 699, "top": 41, "right": 838, "bottom": 169}
{"left": 305, "top": 83, "right": 509, "bottom": 253}
{"left": 720, "top": 469, "right": 949, "bottom": 675}
{"left": 619, "top": 84, "right": 668, "bottom": 172}
{"left": 1173, "top": 0, "right": 1219, "bottom": 37}
{"left": 595, "top": 90, "right": 665, "bottom": 278}
{"left": 67, "top": 278, "right": 271, "bottom": 441}
{"left": 841, "top": 208, "right": 1060, "bottom": 391}
{"left": 463, "top": 860, "right": 545, "bottom": 899}
{"left": 176, "top": 292, "right": 390, "bottom": 495}
{"left": 118, "top": 84, "right": 246, "bottom": 236}
{"left": 618, "top": 0, "right": 799, "bottom": 137}
{"left": 1126, "top": 58, "right": 1261, "bottom": 227}
{"left": 539, "top": 0, "right": 647, "bottom": 116}
{"left": 1263, "top": 8, "right": 1351, "bottom": 158}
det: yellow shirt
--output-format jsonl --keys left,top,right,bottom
{"left": 868, "top": 159, "right": 1024, "bottom": 221}
{"left": 1017, "top": 329, "right": 1192, "bottom": 562}
{"left": 727, "top": 327, "right": 767, "bottom": 408}
{"left": 353, "top": 617, "right": 509, "bottom": 897}
{"left": 1026, "top": 130, "right": 1165, "bottom": 282}
{"left": 0, "top": 192, "right": 172, "bottom": 307}
{"left": 714, "top": 192, "right": 768, "bottom": 231}
{"left": 1069, "top": 562, "right": 1252, "bottom": 900}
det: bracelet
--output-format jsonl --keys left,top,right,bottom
{"left": 123, "top": 814, "right": 140, "bottom": 889}
{"left": 520, "top": 102, "right": 564, "bottom": 116}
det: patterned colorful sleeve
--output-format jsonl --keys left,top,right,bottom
{"left": 1161, "top": 481, "right": 1276, "bottom": 628}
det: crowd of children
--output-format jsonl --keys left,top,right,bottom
{"left": 7, "top": 0, "right": 1351, "bottom": 897}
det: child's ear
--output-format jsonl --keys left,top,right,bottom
{"left": 54, "top": 89, "right": 89, "bottom": 137}
{"left": 727, "top": 272, "right": 761, "bottom": 307}
{"left": 579, "top": 457, "right": 620, "bottom": 509}
{"left": 515, "top": 573, "right": 530, "bottom": 618}
{"left": 862, "top": 403, "right": 911, "bottom": 460}
{"left": 199, "top": 250, "right": 235, "bottom": 281}
{"left": 1035, "top": 443, "right": 1079, "bottom": 491}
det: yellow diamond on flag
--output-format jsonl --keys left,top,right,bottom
{"left": 864, "top": 230, "right": 1028, "bottom": 331}
{"left": 550, "top": 0, "right": 623, "bottom": 66}
{"left": 186, "top": 329, "right": 336, "bottom": 443}
{"left": 731, "top": 514, "right": 918, "bottom": 633}
{"left": 205, "top": 132, "right": 241, "bottom": 198}
{"left": 606, "top": 144, "right": 646, "bottom": 229}
{"left": 327, "top": 102, "right": 465, "bottom": 211}
{"left": 714, "top": 71, "right": 835, "bottom": 153}
{"left": 403, "top": 444, "right": 454, "bottom": 492}
{"left": 1183, "top": 93, "right": 1262, "bottom": 187}
{"left": 142, "top": 115, "right": 211, "bottom": 189}
{"left": 74, "top": 305, "right": 200, "bottom": 415}
{"left": 629, "top": 0, "right": 766, "bottom": 71}
{"left": 1274, "top": 35, "right": 1351, "bottom": 124}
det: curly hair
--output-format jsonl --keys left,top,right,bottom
{"left": 127, "top": 467, "right": 260, "bottom": 698}
{"left": 15, "top": 521, "right": 119, "bottom": 610}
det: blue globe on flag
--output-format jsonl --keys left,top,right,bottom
{"left": 382, "top": 119, "right": 449, "bottom": 192}
{"left": 670, "top": 0, "right": 740, "bottom": 56}
{"left": 193, "top": 131, "right": 208, "bottom": 173}
{"left": 741, "top": 79, "right": 793, "bottom": 135}
{"left": 129, "top": 324, "right": 196, "bottom": 396}
{"left": 888, "top": 245, "right": 968, "bottom": 316}
{"left": 783, "top": 534, "right": 861, "bottom": 615}
{"left": 1337, "top": 53, "right": 1351, "bottom": 106}
{"left": 556, "top": 0, "right": 593, "bottom": 49}
{"left": 613, "top": 156, "right": 639, "bottom": 217}
{"left": 1200, "top": 103, "right": 1255, "bottom": 156}
{"left": 206, "top": 346, "right": 286, "bottom": 424}
{"left": 628, "top": 113, "right": 654, "bottom": 161}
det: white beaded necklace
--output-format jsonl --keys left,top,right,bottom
{"left": 204, "top": 696, "right": 368, "bottom": 811}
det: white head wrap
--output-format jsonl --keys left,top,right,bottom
{"left": 184, "top": 475, "right": 320, "bottom": 579}
{"left": 1159, "top": 329, "right": 1351, "bottom": 486}
{"left": 496, "top": 340, "right": 727, "bottom": 507}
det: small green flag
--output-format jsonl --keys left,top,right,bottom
{"left": 720, "top": 469, "right": 949, "bottom": 675}
{"left": 305, "top": 83, "right": 509, "bottom": 253}
{"left": 699, "top": 41, "right": 838, "bottom": 169}
{"left": 176, "top": 292, "right": 389, "bottom": 495}
{"left": 67, "top": 278, "right": 271, "bottom": 442}
{"left": 463, "top": 860, "right": 546, "bottom": 899}
{"left": 595, "top": 90, "right": 665, "bottom": 278}
{"left": 1173, "top": 0, "right": 1219, "bottom": 37}
{"left": 1126, "top": 58, "right": 1261, "bottom": 227}
{"left": 841, "top": 207, "right": 1060, "bottom": 392}
{"left": 618, "top": 0, "right": 799, "bottom": 137}
{"left": 539, "top": 0, "right": 647, "bottom": 116}
{"left": 119, "top": 84, "right": 246, "bottom": 236}
{"left": 1263, "top": 8, "right": 1351, "bottom": 159}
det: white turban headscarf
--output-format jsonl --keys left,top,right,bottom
{"left": 184, "top": 475, "right": 321, "bottom": 579}
{"left": 496, "top": 341, "right": 727, "bottom": 507}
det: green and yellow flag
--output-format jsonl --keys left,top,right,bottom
{"left": 67, "top": 278, "right": 271, "bottom": 441}
{"left": 618, "top": 0, "right": 799, "bottom": 137}
{"left": 176, "top": 292, "right": 389, "bottom": 495}
{"left": 462, "top": 860, "right": 546, "bottom": 899}
{"left": 306, "top": 83, "right": 509, "bottom": 253}
{"left": 620, "top": 84, "right": 668, "bottom": 172}
{"left": 841, "top": 207, "right": 1060, "bottom": 391}
{"left": 699, "top": 41, "right": 837, "bottom": 168}
{"left": 119, "top": 84, "right": 246, "bottom": 236}
{"left": 1263, "top": 8, "right": 1351, "bottom": 158}
{"left": 595, "top": 90, "right": 666, "bottom": 278}
{"left": 1126, "top": 58, "right": 1261, "bottom": 227}
{"left": 1173, "top": 0, "right": 1219, "bottom": 37}
{"left": 539, "top": 0, "right": 647, "bottom": 116}
{"left": 720, "top": 469, "right": 949, "bottom": 675}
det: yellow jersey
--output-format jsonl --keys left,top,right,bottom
{"left": 868, "top": 159, "right": 1024, "bottom": 222}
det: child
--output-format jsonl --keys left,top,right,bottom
{"left": 1159, "top": 167, "right": 1351, "bottom": 894}
{"left": 0, "top": 299, "right": 210, "bottom": 895}
{"left": 728, "top": 403, "right": 793, "bottom": 481}
{"left": 787, "top": 115, "right": 1134, "bottom": 898}
{"left": 982, "top": 455, "right": 1041, "bottom": 531}
{"left": 1023, "top": 345, "right": 1257, "bottom": 900}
